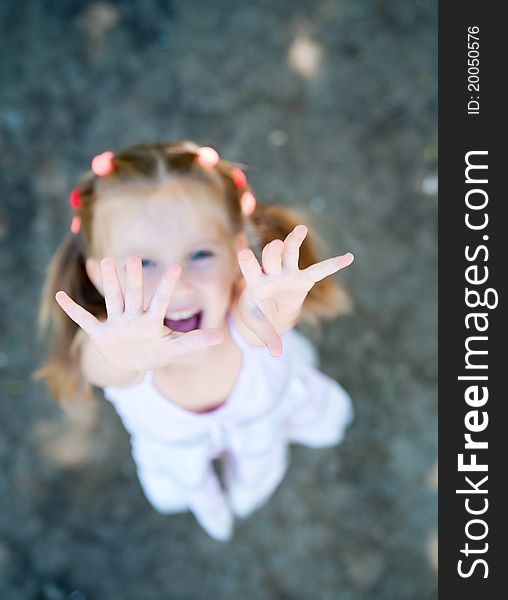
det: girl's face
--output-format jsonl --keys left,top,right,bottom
{"left": 86, "top": 180, "right": 246, "bottom": 334}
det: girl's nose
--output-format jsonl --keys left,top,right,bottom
{"left": 171, "top": 270, "right": 196, "bottom": 302}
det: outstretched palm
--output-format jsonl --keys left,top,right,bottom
{"left": 55, "top": 256, "right": 224, "bottom": 372}
{"left": 237, "top": 225, "right": 354, "bottom": 357}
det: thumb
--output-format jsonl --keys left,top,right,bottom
{"left": 165, "top": 328, "right": 224, "bottom": 357}
{"left": 245, "top": 304, "right": 283, "bottom": 357}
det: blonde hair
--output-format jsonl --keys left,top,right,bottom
{"left": 35, "top": 140, "right": 348, "bottom": 402}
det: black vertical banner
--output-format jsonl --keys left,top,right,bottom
{"left": 439, "top": 1, "right": 507, "bottom": 597}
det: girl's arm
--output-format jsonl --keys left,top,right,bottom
{"left": 233, "top": 225, "right": 354, "bottom": 357}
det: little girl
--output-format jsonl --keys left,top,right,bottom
{"left": 37, "top": 140, "right": 355, "bottom": 541}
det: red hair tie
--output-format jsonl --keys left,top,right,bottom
{"left": 240, "top": 191, "right": 256, "bottom": 216}
{"left": 68, "top": 187, "right": 81, "bottom": 209}
{"left": 232, "top": 167, "right": 247, "bottom": 189}
{"left": 70, "top": 216, "right": 81, "bottom": 234}
{"left": 91, "top": 151, "right": 115, "bottom": 176}
{"left": 196, "top": 146, "right": 219, "bottom": 168}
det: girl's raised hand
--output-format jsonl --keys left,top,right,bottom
{"left": 237, "top": 225, "right": 354, "bottom": 357}
{"left": 55, "top": 256, "right": 224, "bottom": 373}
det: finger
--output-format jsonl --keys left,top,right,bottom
{"left": 282, "top": 224, "right": 308, "bottom": 270}
{"left": 165, "top": 328, "right": 224, "bottom": 356}
{"left": 246, "top": 303, "right": 283, "bottom": 357}
{"left": 148, "top": 264, "right": 181, "bottom": 321}
{"left": 261, "top": 239, "right": 283, "bottom": 275}
{"left": 124, "top": 255, "right": 144, "bottom": 314}
{"left": 238, "top": 248, "right": 262, "bottom": 286}
{"left": 302, "top": 252, "right": 354, "bottom": 282}
{"left": 55, "top": 291, "right": 100, "bottom": 335}
{"left": 100, "top": 258, "right": 124, "bottom": 317}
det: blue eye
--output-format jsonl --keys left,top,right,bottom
{"left": 141, "top": 258, "right": 156, "bottom": 268}
{"left": 189, "top": 250, "right": 213, "bottom": 261}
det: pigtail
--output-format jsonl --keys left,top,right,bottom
{"left": 248, "top": 203, "right": 352, "bottom": 326}
{"left": 33, "top": 233, "right": 106, "bottom": 403}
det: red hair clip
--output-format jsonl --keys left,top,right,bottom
{"left": 196, "top": 146, "right": 219, "bottom": 168}
{"left": 240, "top": 191, "right": 256, "bottom": 216}
{"left": 91, "top": 151, "right": 115, "bottom": 176}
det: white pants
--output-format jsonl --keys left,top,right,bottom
{"left": 131, "top": 372, "right": 353, "bottom": 540}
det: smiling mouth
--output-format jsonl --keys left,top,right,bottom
{"left": 164, "top": 310, "right": 202, "bottom": 333}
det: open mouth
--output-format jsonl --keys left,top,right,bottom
{"left": 164, "top": 310, "right": 202, "bottom": 333}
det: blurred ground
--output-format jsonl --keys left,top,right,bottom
{"left": 0, "top": 1, "right": 437, "bottom": 598}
